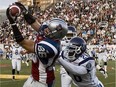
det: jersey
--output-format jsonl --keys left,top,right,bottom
{"left": 97, "top": 45, "right": 107, "bottom": 62}
{"left": 10, "top": 45, "right": 22, "bottom": 59}
{"left": 60, "top": 51, "right": 104, "bottom": 87}
{"left": 61, "top": 39, "right": 69, "bottom": 50}
{"left": 32, "top": 37, "right": 60, "bottom": 84}
{"left": 60, "top": 39, "right": 69, "bottom": 74}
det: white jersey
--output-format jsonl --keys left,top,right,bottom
{"left": 60, "top": 40, "right": 69, "bottom": 74}
{"left": 61, "top": 40, "right": 69, "bottom": 50}
{"left": 58, "top": 52, "right": 104, "bottom": 87}
{"left": 10, "top": 45, "right": 22, "bottom": 59}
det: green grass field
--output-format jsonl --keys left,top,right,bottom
{"left": 0, "top": 59, "right": 116, "bottom": 87}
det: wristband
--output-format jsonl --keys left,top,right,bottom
{"left": 24, "top": 13, "right": 36, "bottom": 25}
{"left": 11, "top": 24, "right": 24, "bottom": 42}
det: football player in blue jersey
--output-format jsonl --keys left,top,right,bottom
{"left": 6, "top": 2, "right": 68, "bottom": 87}
{"left": 58, "top": 37, "right": 104, "bottom": 87}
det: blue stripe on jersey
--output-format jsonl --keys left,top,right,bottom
{"left": 39, "top": 40, "right": 58, "bottom": 56}
{"left": 97, "top": 83, "right": 103, "bottom": 87}
{"left": 78, "top": 57, "right": 94, "bottom": 66}
{"left": 60, "top": 51, "right": 67, "bottom": 59}
{"left": 44, "top": 38, "right": 60, "bottom": 51}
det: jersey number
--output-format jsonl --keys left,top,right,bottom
{"left": 37, "top": 46, "right": 47, "bottom": 58}
{"left": 15, "top": 50, "right": 18, "bottom": 55}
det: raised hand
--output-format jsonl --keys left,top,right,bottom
{"left": 14, "top": 2, "right": 28, "bottom": 14}
{"left": 6, "top": 7, "right": 16, "bottom": 24}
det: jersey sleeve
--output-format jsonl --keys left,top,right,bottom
{"left": 58, "top": 58, "right": 87, "bottom": 75}
{"left": 78, "top": 57, "right": 95, "bottom": 73}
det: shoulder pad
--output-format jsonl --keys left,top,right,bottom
{"left": 35, "top": 38, "right": 60, "bottom": 59}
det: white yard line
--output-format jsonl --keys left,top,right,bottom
{"left": 104, "top": 82, "right": 116, "bottom": 85}
{"left": 0, "top": 79, "right": 22, "bottom": 83}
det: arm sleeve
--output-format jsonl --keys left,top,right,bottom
{"left": 58, "top": 58, "right": 87, "bottom": 75}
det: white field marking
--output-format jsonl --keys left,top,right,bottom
{"left": 0, "top": 74, "right": 29, "bottom": 79}
{"left": 0, "top": 79, "right": 115, "bottom": 86}
{"left": 0, "top": 79, "right": 22, "bottom": 83}
{"left": 104, "top": 82, "right": 116, "bottom": 85}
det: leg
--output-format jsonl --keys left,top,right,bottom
{"left": 61, "top": 73, "right": 72, "bottom": 87}
{"left": 17, "top": 59, "right": 21, "bottom": 74}
{"left": 23, "top": 76, "right": 48, "bottom": 87}
{"left": 12, "top": 59, "right": 16, "bottom": 79}
{"left": 12, "top": 69, "right": 15, "bottom": 79}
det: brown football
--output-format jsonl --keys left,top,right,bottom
{"left": 9, "top": 5, "right": 21, "bottom": 16}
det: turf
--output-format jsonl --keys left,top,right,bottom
{"left": 0, "top": 59, "right": 115, "bottom": 87}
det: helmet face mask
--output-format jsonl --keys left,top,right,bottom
{"left": 66, "top": 37, "right": 86, "bottom": 61}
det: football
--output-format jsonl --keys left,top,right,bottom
{"left": 9, "top": 5, "right": 21, "bottom": 16}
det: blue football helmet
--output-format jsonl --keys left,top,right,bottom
{"left": 63, "top": 26, "right": 77, "bottom": 40}
{"left": 66, "top": 37, "right": 87, "bottom": 61}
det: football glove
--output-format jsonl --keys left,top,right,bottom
{"left": 6, "top": 6, "right": 24, "bottom": 43}
{"left": 6, "top": 7, "right": 16, "bottom": 24}
{"left": 14, "top": 2, "right": 35, "bottom": 25}
{"left": 14, "top": 2, "right": 28, "bottom": 14}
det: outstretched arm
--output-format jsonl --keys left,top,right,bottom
{"left": 6, "top": 7, "right": 34, "bottom": 53}
{"left": 58, "top": 58, "right": 87, "bottom": 75}
{"left": 30, "top": 20, "right": 41, "bottom": 32}
{"left": 14, "top": 2, "right": 41, "bottom": 32}
{"left": 19, "top": 39, "right": 34, "bottom": 53}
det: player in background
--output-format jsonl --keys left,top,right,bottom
{"left": 58, "top": 37, "right": 104, "bottom": 87}
{"left": 6, "top": 2, "right": 68, "bottom": 87}
{"left": 97, "top": 44, "right": 108, "bottom": 78}
{"left": 10, "top": 42, "right": 23, "bottom": 80}
{"left": 88, "top": 47, "right": 108, "bottom": 78}
{"left": 60, "top": 26, "right": 77, "bottom": 87}
{"left": 107, "top": 47, "right": 116, "bottom": 61}
{"left": 21, "top": 50, "right": 30, "bottom": 67}
{"left": 112, "top": 47, "right": 116, "bottom": 60}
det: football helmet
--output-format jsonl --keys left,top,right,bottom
{"left": 44, "top": 18, "right": 68, "bottom": 40}
{"left": 63, "top": 26, "right": 77, "bottom": 40}
{"left": 66, "top": 37, "right": 87, "bottom": 61}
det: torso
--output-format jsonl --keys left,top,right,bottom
{"left": 64, "top": 53, "right": 100, "bottom": 87}
{"left": 10, "top": 45, "right": 22, "bottom": 59}
{"left": 32, "top": 36, "right": 60, "bottom": 84}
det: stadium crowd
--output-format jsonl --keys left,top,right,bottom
{"left": 0, "top": 0, "right": 116, "bottom": 45}
{"left": 0, "top": 0, "right": 116, "bottom": 58}
{"left": 0, "top": 1, "right": 116, "bottom": 87}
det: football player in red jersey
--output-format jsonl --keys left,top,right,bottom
{"left": 6, "top": 2, "right": 68, "bottom": 87}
